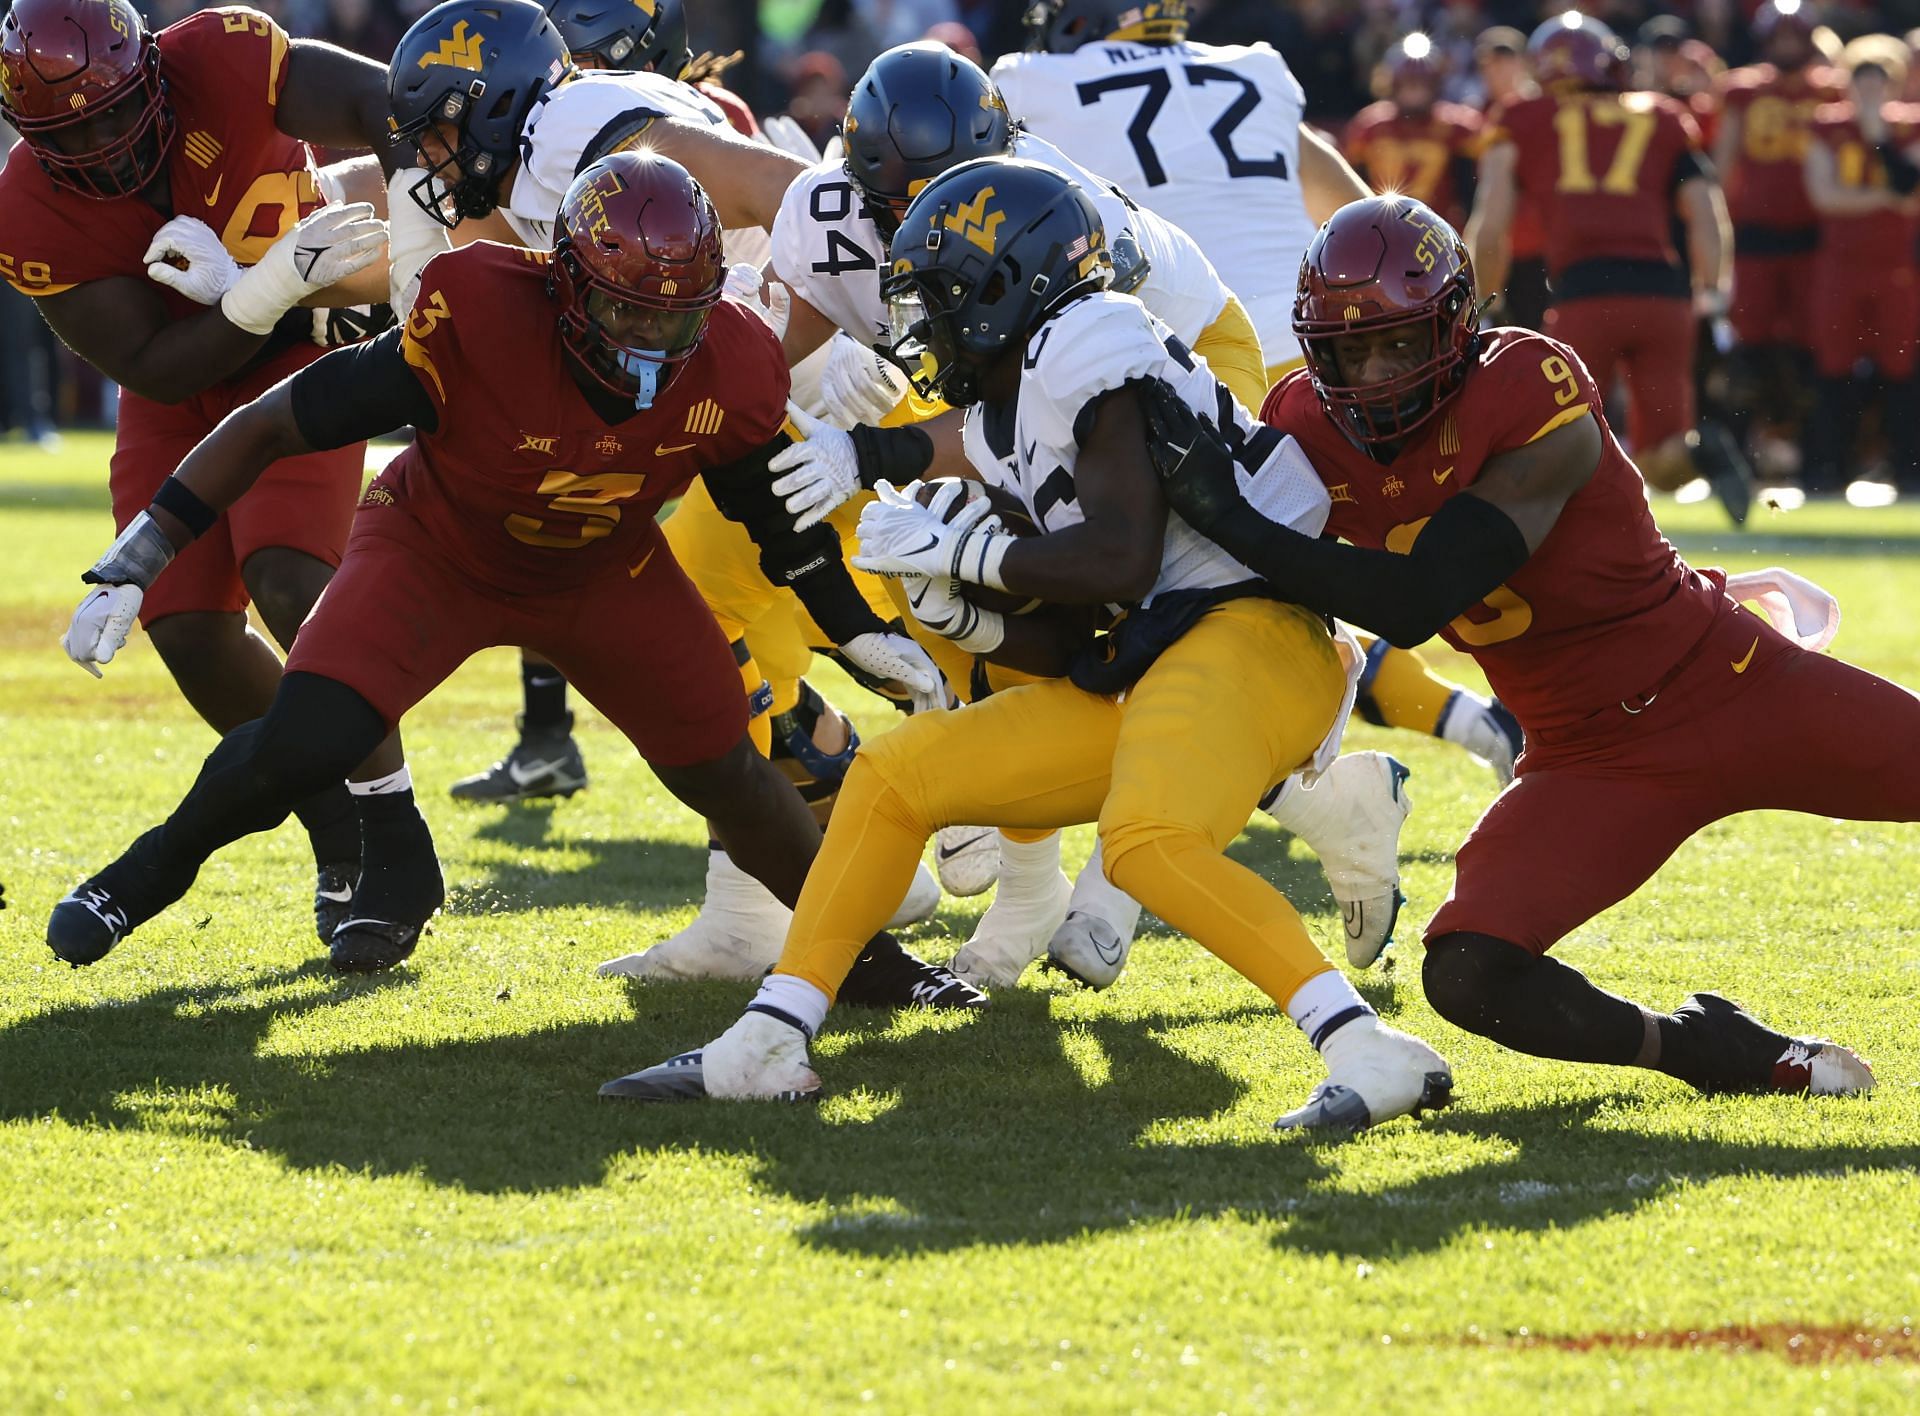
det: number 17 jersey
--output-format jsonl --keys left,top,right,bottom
{"left": 993, "top": 40, "right": 1318, "bottom": 363}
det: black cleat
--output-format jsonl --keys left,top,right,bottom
{"left": 314, "top": 861, "right": 359, "bottom": 945}
{"left": 1671, "top": 992, "right": 1873, "bottom": 1095}
{"left": 449, "top": 713, "right": 588, "bottom": 803}
{"left": 48, "top": 884, "right": 133, "bottom": 967}
{"left": 836, "top": 934, "right": 989, "bottom": 1011}
{"left": 329, "top": 917, "right": 424, "bottom": 973}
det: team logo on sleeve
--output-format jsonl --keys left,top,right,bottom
{"left": 685, "top": 398, "right": 725, "bottom": 436}
{"left": 942, "top": 187, "right": 1004, "bottom": 255}
{"left": 419, "top": 20, "right": 485, "bottom": 71}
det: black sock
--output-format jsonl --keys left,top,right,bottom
{"left": 352, "top": 790, "right": 444, "bottom": 924}
{"left": 522, "top": 660, "right": 570, "bottom": 735}
{"left": 1423, "top": 933, "right": 1648, "bottom": 1065}
{"left": 292, "top": 782, "right": 359, "bottom": 866}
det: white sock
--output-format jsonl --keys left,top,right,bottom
{"left": 751, "top": 972, "right": 829, "bottom": 1038}
{"left": 993, "top": 832, "right": 1063, "bottom": 906}
{"left": 1435, "top": 691, "right": 1489, "bottom": 746}
{"left": 348, "top": 764, "right": 413, "bottom": 796}
{"left": 1284, "top": 969, "right": 1374, "bottom": 1051}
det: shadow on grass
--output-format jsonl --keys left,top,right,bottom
{"left": 4, "top": 963, "right": 1910, "bottom": 1262}
{"left": 444, "top": 799, "right": 711, "bottom": 916}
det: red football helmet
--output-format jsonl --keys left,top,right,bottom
{"left": 1293, "top": 196, "right": 1479, "bottom": 449}
{"left": 1528, "top": 11, "right": 1630, "bottom": 93}
{"left": 1383, "top": 33, "right": 1441, "bottom": 110}
{"left": 550, "top": 151, "right": 725, "bottom": 406}
{"left": 0, "top": 0, "right": 174, "bottom": 198}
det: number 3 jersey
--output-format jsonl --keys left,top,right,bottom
{"left": 379, "top": 242, "right": 787, "bottom": 596}
{"left": 992, "top": 41, "right": 1318, "bottom": 364}
{"left": 769, "top": 130, "right": 1229, "bottom": 354}
{"left": 962, "top": 290, "right": 1329, "bottom": 606}
{"left": 1261, "top": 328, "right": 1724, "bottom": 733}
{"left": 0, "top": 7, "right": 322, "bottom": 317}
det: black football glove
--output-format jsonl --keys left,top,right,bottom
{"left": 1137, "top": 377, "right": 1246, "bottom": 542}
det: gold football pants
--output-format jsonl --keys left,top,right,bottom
{"left": 774, "top": 597, "right": 1345, "bottom": 1007}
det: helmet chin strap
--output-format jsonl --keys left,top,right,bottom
{"left": 614, "top": 348, "right": 665, "bottom": 409}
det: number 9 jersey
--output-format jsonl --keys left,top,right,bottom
{"left": 992, "top": 40, "right": 1318, "bottom": 365}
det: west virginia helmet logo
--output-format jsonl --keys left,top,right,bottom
{"left": 418, "top": 20, "right": 485, "bottom": 71}
{"left": 942, "top": 187, "right": 1004, "bottom": 255}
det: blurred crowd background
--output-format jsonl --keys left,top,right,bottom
{"left": 9, "top": 0, "right": 1920, "bottom": 496}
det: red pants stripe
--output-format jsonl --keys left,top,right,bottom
{"left": 1426, "top": 601, "right": 1920, "bottom": 954}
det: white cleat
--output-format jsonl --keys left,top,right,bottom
{"left": 596, "top": 848, "right": 788, "bottom": 981}
{"left": 1045, "top": 839, "right": 1144, "bottom": 990}
{"left": 1274, "top": 1016, "right": 1454, "bottom": 1132}
{"left": 887, "top": 860, "right": 942, "bottom": 929}
{"left": 1437, "top": 692, "right": 1524, "bottom": 787}
{"left": 1265, "top": 753, "right": 1411, "bottom": 969}
{"left": 934, "top": 825, "right": 1001, "bottom": 897}
{"left": 948, "top": 837, "right": 1073, "bottom": 989}
{"left": 1780, "top": 1040, "right": 1877, "bottom": 1096}
{"left": 600, "top": 1009, "right": 820, "bottom": 1102}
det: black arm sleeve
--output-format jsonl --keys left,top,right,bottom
{"left": 1881, "top": 142, "right": 1920, "bottom": 196}
{"left": 1205, "top": 493, "right": 1531, "bottom": 648}
{"left": 288, "top": 326, "right": 439, "bottom": 450}
{"left": 702, "top": 433, "right": 891, "bottom": 645}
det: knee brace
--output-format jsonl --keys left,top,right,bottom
{"left": 769, "top": 680, "right": 859, "bottom": 813}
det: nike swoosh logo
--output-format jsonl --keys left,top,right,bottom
{"left": 655, "top": 442, "right": 696, "bottom": 455}
{"left": 1433, "top": 465, "right": 1453, "bottom": 484}
{"left": 507, "top": 756, "right": 570, "bottom": 787}
{"left": 295, "top": 244, "right": 326, "bottom": 281}
{"left": 203, "top": 175, "right": 223, "bottom": 206}
{"left": 317, "top": 884, "right": 354, "bottom": 903}
{"left": 629, "top": 547, "right": 656, "bottom": 579}
{"left": 935, "top": 830, "right": 993, "bottom": 861}
{"left": 1731, "top": 636, "right": 1759, "bottom": 674}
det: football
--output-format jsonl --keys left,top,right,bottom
{"left": 911, "top": 478, "right": 1039, "bottom": 614}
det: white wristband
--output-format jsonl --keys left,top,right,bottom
{"left": 952, "top": 604, "right": 1005, "bottom": 656}
{"left": 967, "top": 529, "right": 1013, "bottom": 594}
{"left": 220, "top": 253, "right": 305, "bottom": 335}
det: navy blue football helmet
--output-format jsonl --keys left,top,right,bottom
{"left": 842, "top": 43, "right": 1013, "bottom": 241}
{"left": 544, "top": 0, "right": 688, "bottom": 76}
{"left": 882, "top": 156, "right": 1112, "bottom": 407}
{"left": 389, "top": 0, "right": 573, "bottom": 226}
{"left": 1023, "top": 0, "right": 1189, "bottom": 53}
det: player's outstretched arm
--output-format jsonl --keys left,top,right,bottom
{"left": 277, "top": 39, "right": 402, "bottom": 168}
{"left": 1157, "top": 402, "right": 1600, "bottom": 649}
{"left": 646, "top": 120, "right": 809, "bottom": 234}
{"left": 61, "top": 328, "right": 434, "bottom": 677}
{"left": 1299, "top": 125, "right": 1373, "bottom": 224}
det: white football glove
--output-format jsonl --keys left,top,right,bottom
{"left": 896, "top": 481, "right": 1007, "bottom": 654}
{"left": 837, "top": 630, "right": 949, "bottom": 716}
{"left": 769, "top": 402, "right": 862, "bottom": 532}
{"left": 853, "top": 480, "right": 1015, "bottom": 591}
{"left": 143, "top": 216, "right": 242, "bottom": 305}
{"left": 63, "top": 585, "right": 144, "bottom": 678}
{"left": 221, "top": 201, "right": 387, "bottom": 336}
{"left": 817, "top": 333, "right": 909, "bottom": 429}
{"left": 724, "top": 261, "right": 792, "bottom": 340}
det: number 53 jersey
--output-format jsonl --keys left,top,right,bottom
{"left": 992, "top": 41, "right": 1318, "bottom": 364}
{"left": 1261, "top": 328, "right": 1725, "bottom": 734}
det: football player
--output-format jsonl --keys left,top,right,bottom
{"left": 381, "top": 0, "right": 942, "bottom": 971}
{"left": 1158, "top": 194, "right": 1915, "bottom": 1098}
{"left": 603, "top": 158, "right": 1454, "bottom": 1128}
{"left": 1, "top": 0, "right": 427, "bottom": 957}
{"left": 990, "top": 7, "right": 1525, "bottom": 786}
{"left": 1466, "top": 13, "right": 1756, "bottom": 525}
{"left": 46, "top": 152, "right": 983, "bottom": 1011}
{"left": 1346, "top": 34, "right": 1485, "bottom": 232}
{"left": 1801, "top": 39, "right": 1920, "bottom": 495}
{"left": 1712, "top": 1, "right": 1842, "bottom": 469}
{"left": 753, "top": 41, "right": 1414, "bottom": 988}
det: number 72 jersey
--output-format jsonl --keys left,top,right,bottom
{"left": 992, "top": 40, "right": 1319, "bottom": 363}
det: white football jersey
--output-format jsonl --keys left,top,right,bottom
{"left": 769, "top": 129, "right": 1230, "bottom": 354}
{"left": 506, "top": 71, "right": 763, "bottom": 259}
{"left": 960, "top": 291, "right": 1328, "bottom": 606}
{"left": 993, "top": 41, "right": 1318, "bottom": 363}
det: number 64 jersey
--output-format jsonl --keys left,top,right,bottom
{"left": 769, "top": 130, "right": 1229, "bottom": 355}
{"left": 993, "top": 41, "right": 1319, "bottom": 365}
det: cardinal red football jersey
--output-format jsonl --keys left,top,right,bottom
{"left": 1260, "top": 328, "right": 1723, "bottom": 732}
{"left": 1718, "top": 63, "right": 1843, "bottom": 234}
{"left": 0, "top": 6, "right": 322, "bottom": 309}
{"left": 1488, "top": 89, "right": 1703, "bottom": 282}
{"left": 1344, "top": 101, "right": 1484, "bottom": 230}
{"left": 380, "top": 241, "right": 788, "bottom": 596}
{"left": 1808, "top": 99, "right": 1920, "bottom": 268}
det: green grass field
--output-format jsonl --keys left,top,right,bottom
{"left": 3, "top": 431, "right": 1918, "bottom": 1413}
